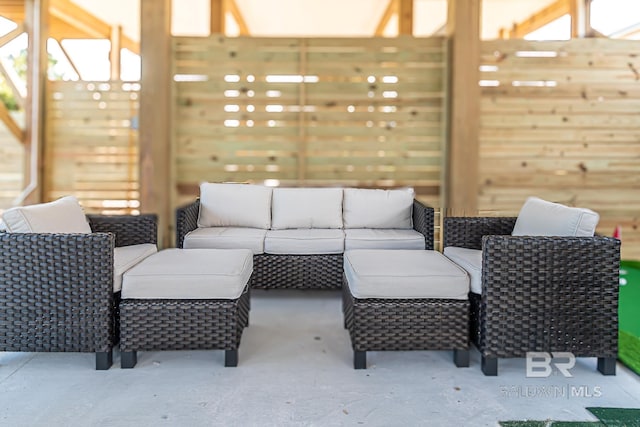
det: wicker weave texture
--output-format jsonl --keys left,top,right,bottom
{"left": 252, "top": 254, "right": 343, "bottom": 290}
{"left": 175, "top": 200, "right": 199, "bottom": 248}
{"left": 342, "top": 279, "right": 469, "bottom": 351}
{"left": 88, "top": 214, "right": 158, "bottom": 247}
{"left": 478, "top": 235, "right": 620, "bottom": 359}
{"left": 120, "top": 287, "right": 250, "bottom": 351}
{"left": 412, "top": 199, "right": 435, "bottom": 250}
{"left": 0, "top": 233, "right": 115, "bottom": 352}
{"left": 443, "top": 217, "right": 516, "bottom": 250}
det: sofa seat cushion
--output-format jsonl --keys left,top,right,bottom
{"left": 198, "top": 182, "right": 272, "bottom": 229}
{"left": 271, "top": 187, "right": 343, "bottom": 229}
{"left": 2, "top": 196, "right": 92, "bottom": 233}
{"left": 512, "top": 196, "right": 599, "bottom": 237}
{"left": 344, "top": 229, "right": 425, "bottom": 250}
{"left": 343, "top": 188, "right": 415, "bottom": 229}
{"left": 183, "top": 227, "right": 267, "bottom": 254}
{"left": 122, "top": 248, "right": 253, "bottom": 299}
{"left": 344, "top": 249, "right": 469, "bottom": 299}
{"left": 264, "top": 229, "right": 344, "bottom": 255}
{"left": 114, "top": 243, "right": 158, "bottom": 292}
{"left": 443, "top": 246, "right": 482, "bottom": 294}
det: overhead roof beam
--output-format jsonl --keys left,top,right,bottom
{"left": 227, "top": 0, "right": 250, "bottom": 35}
{"left": 507, "top": 0, "right": 570, "bottom": 39}
{"left": 0, "top": 99, "right": 25, "bottom": 143}
{"left": 0, "top": 23, "right": 25, "bottom": 48}
{"left": 375, "top": 0, "right": 397, "bottom": 36}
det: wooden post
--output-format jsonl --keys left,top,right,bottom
{"left": 446, "top": 0, "right": 480, "bottom": 216}
{"left": 110, "top": 25, "right": 122, "bottom": 80}
{"left": 398, "top": 0, "right": 413, "bottom": 35}
{"left": 210, "top": 0, "right": 225, "bottom": 34}
{"left": 570, "top": 0, "right": 592, "bottom": 38}
{"left": 21, "top": 0, "right": 49, "bottom": 205}
{"left": 140, "top": 0, "right": 172, "bottom": 247}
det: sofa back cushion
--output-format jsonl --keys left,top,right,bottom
{"left": 1, "top": 195, "right": 92, "bottom": 233}
{"left": 343, "top": 188, "right": 415, "bottom": 229}
{"left": 512, "top": 196, "right": 599, "bottom": 237}
{"left": 271, "top": 188, "right": 343, "bottom": 229}
{"left": 198, "top": 183, "right": 272, "bottom": 229}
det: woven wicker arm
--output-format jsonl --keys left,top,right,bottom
{"left": 443, "top": 217, "right": 517, "bottom": 249}
{"left": 0, "top": 233, "right": 115, "bottom": 359}
{"left": 176, "top": 199, "right": 200, "bottom": 248}
{"left": 412, "top": 199, "right": 435, "bottom": 250}
{"left": 87, "top": 214, "right": 157, "bottom": 247}
{"left": 479, "top": 235, "right": 620, "bottom": 360}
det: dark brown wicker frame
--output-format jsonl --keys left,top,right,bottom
{"left": 342, "top": 276, "right": 469, "bottom": 369}
{"left": 0, "top": 214, "right": 157, "bottom": 370}
{"left": 119, "top": 285, "right": 250, "bottom": 368}
{"left": 443, "top": 217, "right": 620, "bottom": 376}
{"left": 176, "top": 198, "right": 434, "bottom": 290}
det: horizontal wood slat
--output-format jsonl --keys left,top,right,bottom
{"left": 45, "top": 81, "right": 140, "bottom": 214}
{"left": 479, "top": 39, "right": 640, "bottom": 260}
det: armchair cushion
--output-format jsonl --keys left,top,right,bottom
{"left": 1, "top": 196, "right": 92, "bottom": 233}
{"left": 343, "top": 188, "right": 414, "bottom": 229}
{"left": 512, "top": 196, "right": 599, "bottom": 237}
{"left": 114, "top": 243, "right": 158, "bottom": 292}
{"left": 443, "top": 246, "right": 482, "bottom": 294}
{"left": 198, "top": 183, "right": 272, "bottom": 229}
{"left": 271, "top": 188, "right": 343, "bottom": 229}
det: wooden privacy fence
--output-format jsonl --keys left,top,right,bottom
{"left": 45, "top": 81, "right": 140, "bottom": 214}
{"left": 173, "top": 36, "right": 448, "bottom": 209}
{"left": 478, "top": 39, "right": 640, "bottom": 260}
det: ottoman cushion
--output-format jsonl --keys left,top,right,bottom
{"left": 122, "top": 248, "right": 252, "bottom": 300}
{"left": 344, "top": 249, "right": 469, "bottom": 299}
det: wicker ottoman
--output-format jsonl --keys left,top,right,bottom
{"left": 119, "top": 248, "right": 252, "bottom": 368}
{"left": 342, "top": 249, "right": 470, "bottom": 369}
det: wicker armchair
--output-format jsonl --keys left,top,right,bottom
{"left": 0, "top": 214, "right": 157, "bottom": 370}
{"left": 444, "top": 217, "right": 620, "bottom": 376}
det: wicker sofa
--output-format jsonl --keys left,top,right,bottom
{"left": 0, "top": 196, "right": 158, "bottom": 369}
{"left": 442, "top": 197, "right": 620, "bottom": 376}
{"left": 176, "top": 184, "right": 434, "bottom": 290}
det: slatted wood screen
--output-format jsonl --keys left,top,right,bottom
{"left": 45, "top": 81, "right": 140, "bottom": 214}
{"left": 0, "top": 112, "right": 24, "bottom": 213}
{"left": 173, "top": 36, "right": 447, "bottom": 210}
{"left": 479, "top": 39, "right": 640, "bottom": 260}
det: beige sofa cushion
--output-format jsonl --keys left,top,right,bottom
{"left": 343, "top": 188, "right": 414, "bottom": 229}
{"left": 264, "top": 229, "right": 345, "bottom": 254}
{"left": 344, "top": 229, "right": 425, "bottom": 250}
{"left": 198, "top": 183, "right": 272, "bottom": 229}
{"left": 271, "top": 188, "right": 343, "bottom": 229}
{"left": 183, "top": 227, "right": 267, "bottom": 254}
{"left": 1, "top": 196, "right": 92, "bottom": 233}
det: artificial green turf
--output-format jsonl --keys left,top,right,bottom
{"left": 619, "top": 261, "right": 640, "bottom": 376}
{"left": 587, "top": 407, "right": 640, "bottom": 427}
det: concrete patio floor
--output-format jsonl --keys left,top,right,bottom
{"left": 1, "top": 289, "right": 639, "bottom": 427}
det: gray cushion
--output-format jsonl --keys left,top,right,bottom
{"left": 512, "top": 196, "right": 599, "bottom": 237}
{"left": 113, "top": 244, "right": 158, "bottom": 292}
{"left": 271, "top": 188, "right": 343, "bottom": 229}
{"left": 344, "top": 228, "right": 425, "bottom": 250}
{"left": 198, "top": 182, "right": 272, "bottom": 229}
{"left": 183, "top": 227, "right": 267, "bottom": 254}
{"left": 122, "top": 248, "right": 252, "bottom": 299}
{"left": 264, "top": 229, "right": 344, "bottom": 254}
{"left": 344, "top": 249, "right": 469, "bottom": 299}
{"left": 443, "top": 246, "right": 482, "bottom": 294}
{"left": 343, "top": 188, "right": 414, "bottom": 229}
{"left": 1, "top": 196, "right": 92, "bottom": 233}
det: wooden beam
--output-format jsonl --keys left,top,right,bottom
{"left": 509, "top": 0, "right": 570, "bottom": 39}
{"left": 226, "top": 0, "right": 250, "bottom": 35}
{"left": 49, "top": 0, "right": 110, "bottom": 39}
{"left": 0, "top": 23, "right": 25, "bottom": 47}
{"left": 110, "top": 25, "right": 122, "bottom": 80}
{"left": 446, "top": 0, "right": 480, "bottom": 216}
{"left": 22, "top": 0, "right": 49, "bottom": 205}
{"left": 375, "top": 0, "right": 397, "bottom": 36}
{"left": 210, "top": 0, "right": 225, "bottom": 34}
{"left": 140, "top": 0, "right": 172, "bottom": 248}
{"left": 54, "top": 38, "right": 82, "bottom": 78}
{"left": 398, "top": 0, "right": 413, "bottom": 35}
{"left": 0, "top": 99, "right": 24, "bottom": 143}
{"left": 570, "top": 0, "right": 592, "bottom": 38}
